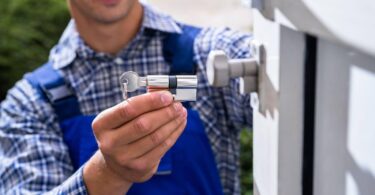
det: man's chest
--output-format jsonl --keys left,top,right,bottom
{"left": 64, "top": 54, "right": 171, "bottom": 115}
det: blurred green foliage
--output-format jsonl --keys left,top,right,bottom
{"left": 0, "top": 1, "right": 253, "bottom": 194}
{"left": 241, "top": 129, "right": 253, "bottom": 195}
{"left": 0, "top": 0, "right": 70, "bottom": 99}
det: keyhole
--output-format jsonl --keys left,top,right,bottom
{"left": 122, "top": 79, "right": 129, "bottom": 100}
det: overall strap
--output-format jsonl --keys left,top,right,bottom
{"left": 24, "top": 62, "right": 81, "bottom": 120}
{"left": 162, "top": 24, "right": 202, "bottom": 75}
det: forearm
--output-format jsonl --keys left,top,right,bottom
{"left": 83, "top": 151, "right": 132, "bottom": 195}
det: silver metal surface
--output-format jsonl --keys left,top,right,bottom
{"left": 176, "top": 75, "right": 198, "bottom": 88}
{"left": 174, "top": 88, "right": 197, "bottom": 101}
{"left": 146, "top": 75, "right": 169, "bottom": 88}
{"left": 119, "top": 71, "right": 198, "bottom": 101}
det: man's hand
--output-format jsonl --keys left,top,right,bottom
{"left": 83, "top": 91, "right": 187, "bottom": 195}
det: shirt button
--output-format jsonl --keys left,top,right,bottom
{"left": 115, "top": 58, "right": 124, "bottom": 65}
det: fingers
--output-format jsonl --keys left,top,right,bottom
{"left": 90, "top": 90, "right": 188, "bottom": 184}
{"left": 92, "top": 91, "right": 173, "bottom": 131}
{"left": 138, "top": 119, "right": 186, "bottom": 164}
{"left": 147, "top": 88, "right": 168, "bottom": 93}
{"left": 123, "top": 107, "right": 187, "bottom": 159}
{"left": 105, "top": 119, "right": 186, "bottom": 183}
{"left": 107, "top": 102, "right": 185, "bottom": 145}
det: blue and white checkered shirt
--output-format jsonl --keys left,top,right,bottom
{"left": 0, "top": 4, "right": 252, "bottom": 195}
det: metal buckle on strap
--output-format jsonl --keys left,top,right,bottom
{"left": 43, "top": 85, "right": 74, "bottom": 103}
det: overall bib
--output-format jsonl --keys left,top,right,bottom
{"left": 25, "top": 25, "right": 224, "bottom": 195}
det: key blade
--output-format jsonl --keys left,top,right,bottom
{"left": 119, "top": 71, "right": 140, "bottom": 92}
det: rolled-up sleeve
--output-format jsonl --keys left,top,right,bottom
{"left": 194, "top": 27, "right": 253, "bottom": 129}
{"left": 0, "top": 79, "right": 88, "bottom": 194}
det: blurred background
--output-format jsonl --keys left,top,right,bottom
{"left": 0, "top": 0, "right": 253, "bottom": 194}
{"left": 146, "top": 0, "right": 252, "bottom": 32}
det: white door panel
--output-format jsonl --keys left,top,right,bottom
{"left": 253, "top": 9, "right": 305, "bottom": 195}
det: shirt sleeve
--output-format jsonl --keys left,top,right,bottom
{"left": 0, "top": 79, "right": 88, "bottom": 194}
{"left": 194, "top": 27, "right": 253, "bottom": 129}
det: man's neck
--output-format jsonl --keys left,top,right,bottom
{"left": 72, "top": 2, "right": 143, "bottom": 55}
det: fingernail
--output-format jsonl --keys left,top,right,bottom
{"left": 180, "top": 108, "right": 187, "bottom": 117}
{"left": 173, "top": 103, "right": 182, "bottom": 112}
{"left": 160, "top": 92, "right": 171, "bottom": 105}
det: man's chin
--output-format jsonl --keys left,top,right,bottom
{"left": 92, "top": 0, "right": 136, "bottom": 24}
{"left": 97, "top": 0, "right": 122, "bottom": 7}
{"left": 93, "top": 13, "right": 129, "bottom": 24}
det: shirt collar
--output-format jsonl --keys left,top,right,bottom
{"left": 142, "top": 4, "right": 182, "bottom": 34}
{"left": 50, "top": 3, "right": 182, "bottom": 69}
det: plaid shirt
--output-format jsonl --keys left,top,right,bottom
{"left": 0, "top": 4, "right": 252, "bottom": 195}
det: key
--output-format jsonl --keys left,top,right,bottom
{"left": 119, "top": 71, "right": 145, "bottom": 99}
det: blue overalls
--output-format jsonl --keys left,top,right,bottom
{"left": 25, "top": 25, "right": 224, "bottom": 195}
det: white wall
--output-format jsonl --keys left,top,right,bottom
{"left": 145, "top": 0, "right": 253, "bottom": 32}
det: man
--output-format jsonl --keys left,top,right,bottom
{"left": 0, "top": 0, "right": 252, "bottom": 194}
